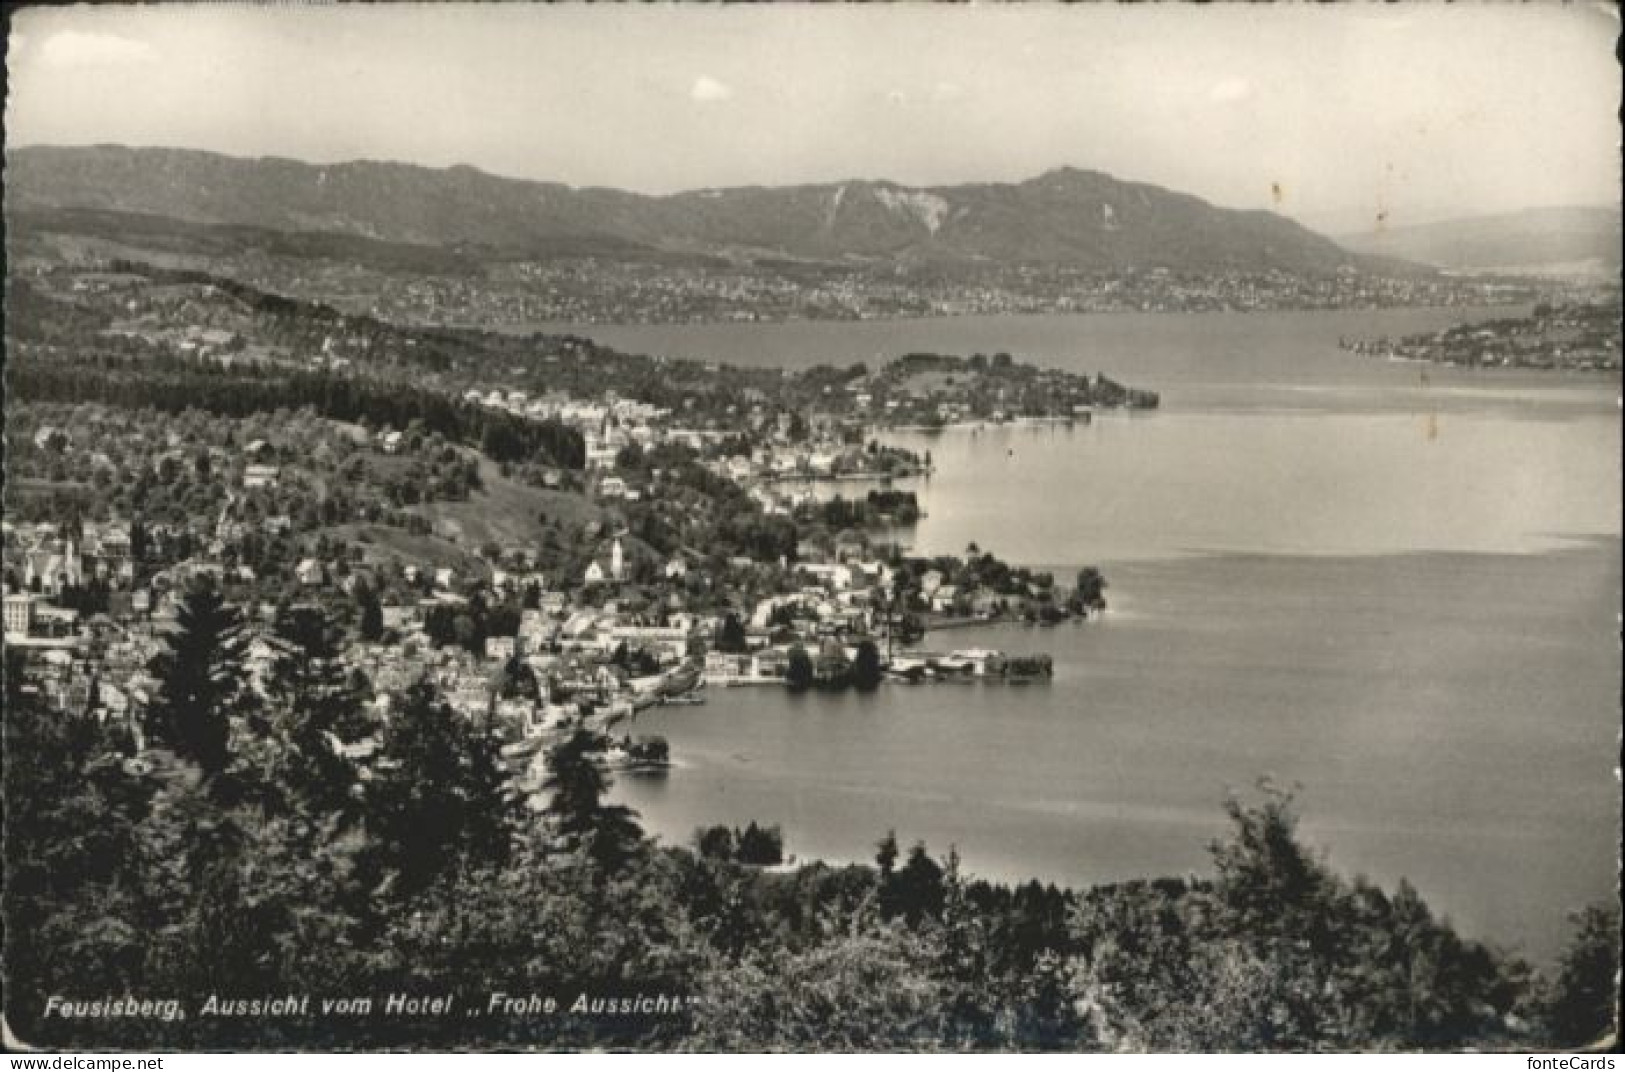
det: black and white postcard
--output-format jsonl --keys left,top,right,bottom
{"left": 3, "top": 2, "right": 1619, "bottom": 1054}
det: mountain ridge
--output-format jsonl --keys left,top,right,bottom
{"left": 7, "top": 143, "right": 1372, "bottom": 273}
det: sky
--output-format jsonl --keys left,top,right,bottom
{"left": 5, "top": 3, "right": 1620, "bottom": 233}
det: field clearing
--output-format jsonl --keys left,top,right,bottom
{"left": 409, "top": 457, "right": 603, "bottom": 549}
{"left": 325, "top": 522, "right": 484, "bottom": 576}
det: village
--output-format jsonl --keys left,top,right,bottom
{"left": 4, "top": 266, "right": 1108, "bottom": 798}
{"left": 195, "top": 246, "right": 1540, "bottom": 328}
{"left": 1339, "top": 298, "right": 1622, "bottom": 371}
{"left": 4, "top": 496, "right": 1084, "bottom": 799}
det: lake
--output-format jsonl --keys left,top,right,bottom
{"left": 529, "top": 305, "right": 1602, "bottom": 414}
{"left": 583, "top": 308, "right": 1619, "bottom": 962}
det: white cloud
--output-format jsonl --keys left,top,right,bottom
{"left": 690, "top": 75, "right": 734, "bottom": 103}
{"left": 1208, "top": 76, "right": 1252, "bottom": 104}
{"left": 38, "top": 30, "right": 157, "bottom": 68}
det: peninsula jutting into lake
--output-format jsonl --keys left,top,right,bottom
{"left": 4, "top": 3, "right": 1620, "bottom": 1056}
{"left": 1340, "top": 298, "right": 1623, "bottom": 372}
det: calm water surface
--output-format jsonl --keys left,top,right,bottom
{"left": 534, "top": 305, "right": 1598, "bottom": 413}
{"left": 590, "top": 309, "right": 1619, "bottom": 961}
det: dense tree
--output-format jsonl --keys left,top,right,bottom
{"left": 364, "top": 678, "right": 517, "bottom": 895}
{"left": 1074, "top": 567, "right": 1107, "bottom": 612}
{"left": 621, "top": 735, "right": 669, "bottom": 767}
{"left": 254, "top": 605, "right": 373, "bottom": 821}
{"left": 1208, "top": 781, "right": 1330, "bottom": 937}
{"left": 929, "top": 853, "right": 1007, "bottom": 1046}
{"left": 144, "top": 584, "right": 252, "bottom": 779}
{"left": 1069, "top": 784, "right": 1526, "bottom": 1051}
{"left": 2, "top": 651, "right": 157, "bottom": 1042}
{"left": 1538, "top": 903, "right": 1621, "bottom": 1047}
{"left": 10, "top": 350, "right": 585, "bottom": 470}
{"left": 357, "top": 585, "right": 384, "bottom": 641}
{"left": 852, "top": 639, "right": 884, "bottom": 691}
{"left": 786, "top": 644, "right": 814, "bottom": 693}
{"left": 714, "top": 612, "right": 749, "bottom": 654}
{"left": 497, "top": 658, "right": 542, "bottom": 702}
{"left": 695, "top": 825, "right": 736, "bottom": 862}
{"left": 876, "top": 830, "right": 900, "bottom": 880}
{"left": 688, "top": 911, "right": 950, "bottom": 1051}
{"left": 541, "top": 727, "right": 644, "bottom": 872}
{"left": 735, "top": 822, "right": 785, "bottom": 867}
{"left": 883, "top": 843, "right": 947, "bottom": 926}
{"left": 799, "top": 491, "right": 921, "bottom": 529}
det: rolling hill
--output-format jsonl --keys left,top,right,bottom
{"left": 7, "top": 143, "right": 1366, "bottom": 273}
{"left": 1337, "top": 207, "right": 1621, "bottom": 275}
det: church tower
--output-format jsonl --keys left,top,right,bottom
{"left": 65, "top": 539, "right": 83, "bottom": 589}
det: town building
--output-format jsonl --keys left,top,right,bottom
{"left": 4, "top": 593, "right": 38, "bottom": 638}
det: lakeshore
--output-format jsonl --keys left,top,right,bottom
{"left": 597, "top": 306, "right": 1620, "bottom": 964}
{"left": 618, "top": 540, "right": 1621, "bottom": 962}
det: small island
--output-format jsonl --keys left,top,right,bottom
{"left": 856, "top": 351, "right": 1160, "bottom": 428}
{"left": 606, "top": 733, "right": 671, "bottom": 773}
